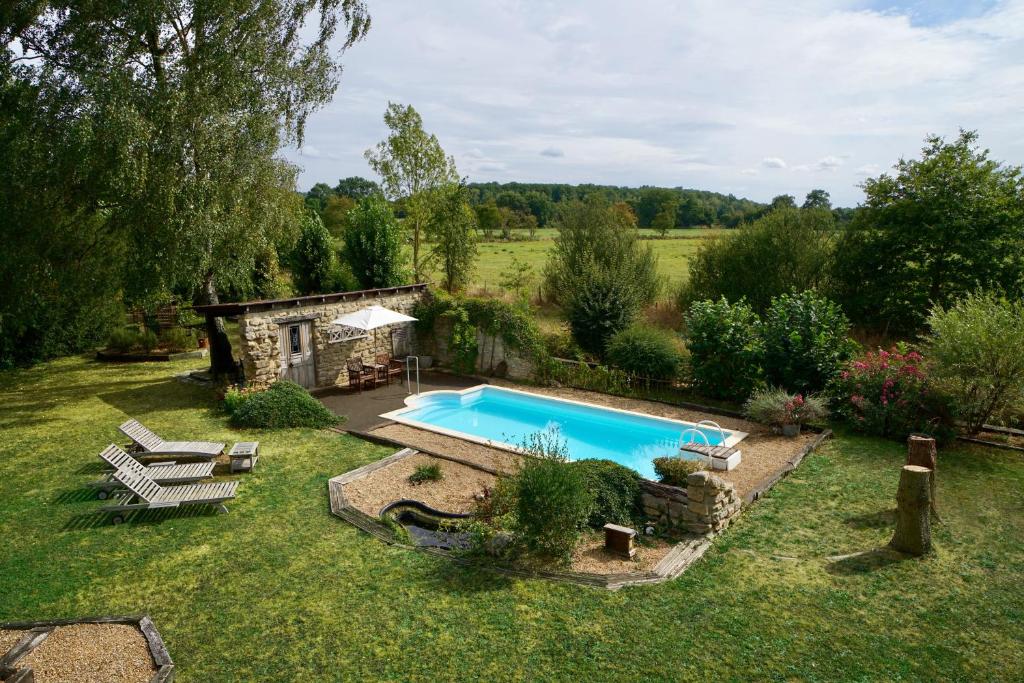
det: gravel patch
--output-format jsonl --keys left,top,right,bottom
{"left": 342, "top": 453, "right": 496, "bottom": 516}
{"left": 0, "top": 628, "right": 27, "bottom": 656}
{"left": 17, "top": 624, "right": 155, "bottom": 683}
{"left": 570, "top": 531, "right": 674, "bottom": 575}
{"left": 369, "top": 424, "right": 524, "bottom": 475}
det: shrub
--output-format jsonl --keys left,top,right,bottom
{"left": 159, "top": 328, "right": 195, "bottom": 352}
{"left": 107, "top": 328, "right": 140, "bottom": 353}
{"left": 409, "top": 463, "right": 443, "bottom": 485}
{"left": 569, "top": 459, "right": 641, "bottom": 528}
{"left": 679, "top": 206, "right": 835, "bottom": 314}
{"left": 744, "top": 387, "right": 828, "bottom": 426}
{"left": 652, "top": 457, "right": 706, "bottom": 487}
{"left": 138, "top": 329, "right": 159, "bottom": 352}
{"left": 605, "top": 325, "right": 683, "bottom": 380}
{"left": 227, "top": 381, "right": 341, "bottom": 429}
{"left": 761, "top": 290, "right": 857, "bottom": 393}
{"left": 923, "top": 293, "right": 1024, "bottom": 434}
{"left": 542, "top": 330, "right": 585, "bottom": 361}
{"left": 565, "top": 261, "right": 650, "bottom": 356}
{"left": 514, "top": 457, "right": 594, "bottom": 561}
{"left": 343, "top": 194, "right": 407, "bottom": 289}
{"left": 828, "top": 347, "right": 955, "bottom": 443}
{"left": 685, "top": 297, "right": 764, "bottom": 401}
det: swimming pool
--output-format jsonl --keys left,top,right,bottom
{"left": 380, "top": 385, "right": 746, "bottom": 480}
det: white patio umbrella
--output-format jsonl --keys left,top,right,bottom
{"left": 330, "top": 305, "right": 420, "bottom": 393}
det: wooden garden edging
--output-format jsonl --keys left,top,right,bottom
{"left": 0, "top": 615, "right": 173, "bottom": 683}
{"left": 327, "top": 451, "right": 712, "bottom": 590}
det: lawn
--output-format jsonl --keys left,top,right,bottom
{"left": 2, "top": 356, "right": 1022, "bottom": 681}
{"left": 427, "top": 227, "right": 726, "bottom": 295}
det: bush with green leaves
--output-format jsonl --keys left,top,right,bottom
{"left": 605, "top": 325, "right": 684, "bottom": 380}
{"left": 568, "top": 459, "right": 641, "bottom": 528}
{"left": 342, "top": 194, "right": 407, "bottom": 289}
{"left": 652, "top": 457, "right": 706, "bottom": 487}
{"left": 138, "top": 329, "right": 159, "bottom": 352}
{"left": 828, "top": 347, "right": 955, "bottom": 443}
{"left": 565, "top": 261, "right": 651, "bottom": 356}
{"left": 761, "top": 290, "right": 857, "bottom": 393}
{"left": 923, "top": 292, "right": 1024, "bottom": 434}
{"left": 679, "top": 206, "right": 835, "bottom": 314}
{"left": 513, "top": 457, "right": 594, "bottom": 561}
{"left": 226, "top": 381, "right": 341, "bottom": 429}
{"left": 685, "top": 297, "right": 764, "bottom": 401}
{"left": 291, "top": 212, "right": 344, "bottom": 295}
{"left": 107, "top": 328, "right": 140, "bottom": 353}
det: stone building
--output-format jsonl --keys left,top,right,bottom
{"left": 195, "top": 284, "right": 428, "bottom": 389}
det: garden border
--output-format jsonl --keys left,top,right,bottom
{"left": 743, "top": 429, "right": 833, "bottom": 504}
{"left": 0, "top": 615, "right": 173, "bottom": 683}
{"left": 327, "top": 449, "right": 712, "bottom": 590}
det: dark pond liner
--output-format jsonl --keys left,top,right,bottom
{"left": 379, "top": 500, "right": 473, "bottom": 550}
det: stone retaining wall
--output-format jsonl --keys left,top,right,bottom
{"left": 238, "top": 286, "right": 427, "bottom": 388}
{"left": 640, "top": 471, "right": 742, "bottom": 534}
{"left": 429, "top": 318, "right": 536, "bottom": 380}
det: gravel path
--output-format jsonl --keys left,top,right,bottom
{"left": 0, "top": 628, "right": 26, "bottom": 656}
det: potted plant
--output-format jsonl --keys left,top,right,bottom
{"left": 744, "top": 387, "right": 828, "bottom": 437}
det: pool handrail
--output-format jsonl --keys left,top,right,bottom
{"left": 679, "top": 427, "right": 711, "bottom": 449}
{"left": 695, "top": 419, "right": 728, "bottom": 445}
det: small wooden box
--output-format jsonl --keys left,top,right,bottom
{"left": 603, "top": 523, "right": 637, "bottom": 559}
{"left": 229, "top": 441, "right": 260, "bottom": 473}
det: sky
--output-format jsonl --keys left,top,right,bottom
{"left": 284, "top": 0, "right": 1024, "bottom": 207}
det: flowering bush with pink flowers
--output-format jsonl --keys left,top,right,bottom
{"left": 828, "top": 346, "right": 954, "bottom": 443}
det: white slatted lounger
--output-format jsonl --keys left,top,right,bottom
{"left": 89, "top": 444, "right": 216, "bottom": 499}
{"left": 100, "top": 466, "right": 239, "bottom": 525}
{"left": 119, "top": 419, "right": 225, "bottom": 458}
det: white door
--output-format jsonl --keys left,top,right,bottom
{"left": 279, "top": 321, "right": 315, "bottom": 388}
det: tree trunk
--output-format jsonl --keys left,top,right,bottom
{"left": 201, "top": 272, "right": 236, "bottom": 377}
{"left": 907, "top": 435, "right": 940, "bottom": 522}
{"left": 889, "top": 465, "right": 933, "bottom": 556}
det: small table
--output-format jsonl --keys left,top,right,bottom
{"left": 229, "top": 441, "right": 260, "bottom": 473}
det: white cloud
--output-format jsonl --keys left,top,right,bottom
{"left": 283, "top": 0, "right": 1024, "bottom": 205}
{"left": 740, "top": 168, "right": 759, "bottom": 176}
{"left": 540, "top": 147, "right": 565, "bottom": 158}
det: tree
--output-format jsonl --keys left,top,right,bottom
{"left": 429, "top": 185, "right": 478, "bottom": 293}
{"left": 651, "top": 199, "right": 679, "bottom": 236}
{"left": 770, "top": 194, "right": 797, "bottom": 210}
{"left": 923, "top": 292, "right": 1024, "bottom": 434}
{"left": 832, "top": 130, "right": 1024, "bottom": 336}
{"left": 498, "top": 257, "right": 535, "bottom": 301}
{"left": 546, "top": 197, "right": 661, "bottom": 354}
{"left": 305, "top": 183, "right": 335, "bottom": 213}
{"left": 334, "top": 176, "right": 380, "bottom": 199}
{"left": 343, "top": 195, "right": 407, "bottom": 289}
{"left": 291, "top": 213, "right": 341, "bottom": 295}
{"left": 474, "top": 201, "right": 501, "bottom": 239}
{"left": 321, "top": 195, "right": 356, "bottom": 238}
{"left": 365, "top": 103, "right": 459, "bottom": 281}
{"left": 7, "top": 1, "right": 372, "bottom": 374}
{"left": 802, "top": 189, "right": 831, "bottom": 210}
{"left": 679, "top": 207, "right": 835, "bottom": 313}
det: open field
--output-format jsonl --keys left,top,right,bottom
{"left": 430, "top": 227, "right": 727, "bottom": 295}
{"left": 2, "top": 356, "right": 1022, "bottom": 681}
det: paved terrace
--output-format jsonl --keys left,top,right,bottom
{"left": 314, "top": 371, "right": 480, "bottom": 432}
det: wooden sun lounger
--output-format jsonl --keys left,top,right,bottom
{"left": 119, "top": 419, "right": 225, "bottom": 458}
{"left": 89, "top": 444, "right": 215, "bottom": 499}
{"left": 100, "top": 465, "right": 239, "bottom": 525}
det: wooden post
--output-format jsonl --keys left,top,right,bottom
{"left": 889, "top": 465, "right": 933, "bottom": 556}
{"left": 907, "top": 435, "right": 940, "bottom": 522}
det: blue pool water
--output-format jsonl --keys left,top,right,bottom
{"left": 383, "top": 386, "right": 732, "bottom": 480}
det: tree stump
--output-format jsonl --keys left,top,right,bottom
{"left": 907, "top": 435, "right": 940, "bottom": 522}
{"left": 889, "top": 465, "right": 933, "bottom": 556}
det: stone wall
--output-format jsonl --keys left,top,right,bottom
{"left": 427, "top": 318, "right": 536, "bottom": 380}
{"left": 238, "top": 287, "right": 426, "bottom": 388}
{"left": 639, "top": 471, "right": 742, "bottom": 535}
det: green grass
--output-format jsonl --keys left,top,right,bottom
{"left": 2, "top": 356, "right": 1023, "bottom": 681}
{"left": 427, "top": 227, "right": 726, "bottom": 295}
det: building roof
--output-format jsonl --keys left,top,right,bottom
{"left": 192, "top": 283, "right": 429, "bottom": 316}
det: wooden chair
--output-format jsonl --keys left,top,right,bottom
{"left": 347, "top": 357, "right": 377, "bottom": 392}
{"left": 119, "top": 419, "right": 225, "bottom": 458}
{"left": 375, "top": 353, "right": 403, "bottom": 385}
